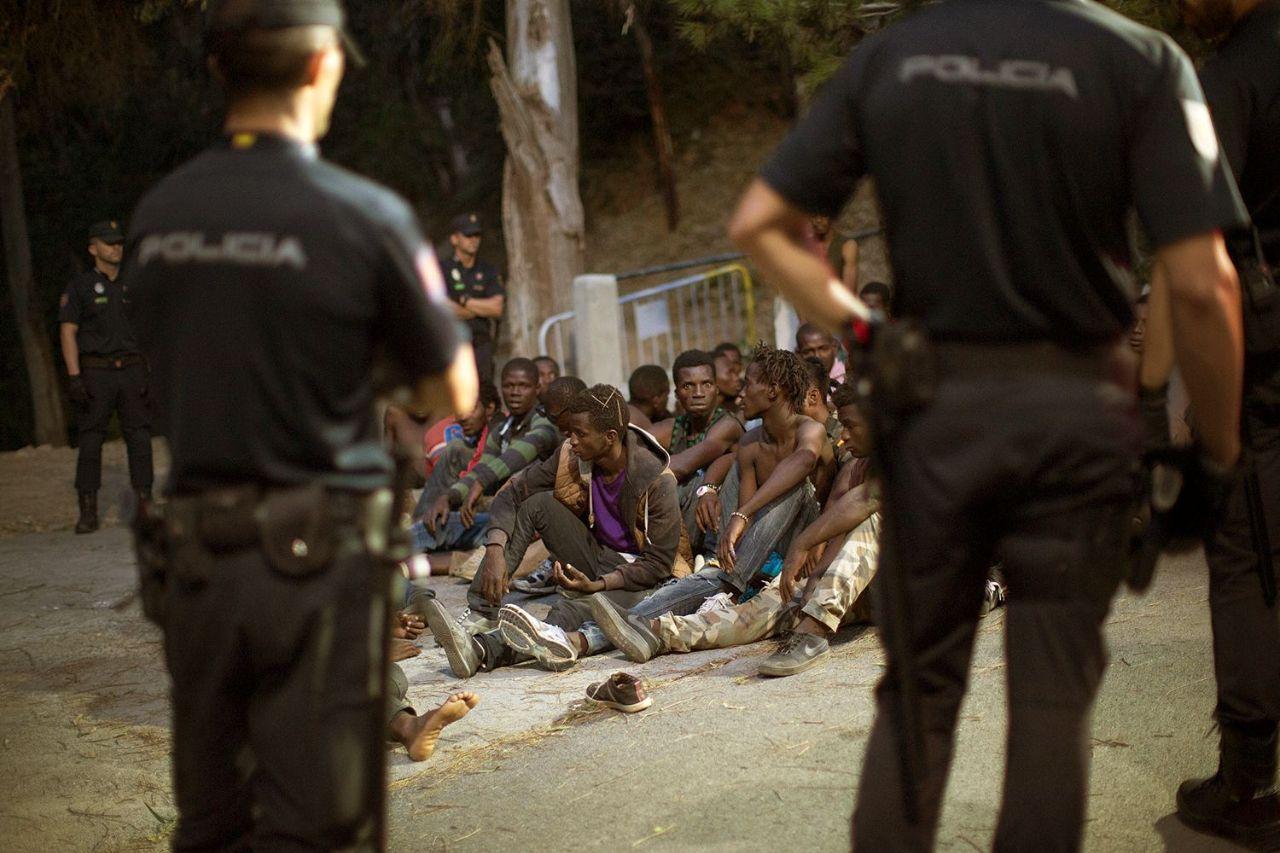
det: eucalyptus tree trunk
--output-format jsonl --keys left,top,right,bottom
{"left": 487, "top": 0, "right": 585, "bottom": 359}
{"left": 1, "top": 92, "right": 68, "bottom": 446}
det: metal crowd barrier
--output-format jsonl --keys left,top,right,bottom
{"left": 537, "top": 263, "right": 757, "bottom": 378}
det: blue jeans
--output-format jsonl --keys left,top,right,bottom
{"left": 580, "top": 567, "right": 727, "bottom": 654}
{"left": 410, "top": 512, "right": 489, "bottom": 554}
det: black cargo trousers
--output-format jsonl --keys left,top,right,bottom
{"left": 1206, "top": 374, "right": 1280, "bottom": 771}
{"left": 76, "top": 357, "right": 153, "bottom": 493}
{"left": 159, "top": 490, "right": 390, "bottom": 852}
{"left": 852, "top": 364, "right": 1138, "bottom": 853}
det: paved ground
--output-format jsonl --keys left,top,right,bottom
{"left": 0, "top": 523, "right": 1256, "bottom": 852}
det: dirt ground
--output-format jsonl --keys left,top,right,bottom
{"left": 0, "top": 439, "right": 170, "bottom": 539}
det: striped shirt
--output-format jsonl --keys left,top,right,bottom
{"left": 448, "top": 408, "right": 560, "bottom": 501}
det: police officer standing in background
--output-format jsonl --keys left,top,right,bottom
{"left": 729, "top": 1, "right": 1247, "bottom": 849}
{"left": 440, "top": 212, "right": 504, "bottom": 382}
{"left": 59, "top": 219, "right": 154, "bottom": 534}
{"left": 127, "top": 0, "right": 476, "bottom": 849}
{"left": 1139, "top": 0, "right": 1280, "bottom": 845}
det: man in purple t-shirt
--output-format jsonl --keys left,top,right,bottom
{"left": 420, "top": 385, "right": 685, "bottom": 678}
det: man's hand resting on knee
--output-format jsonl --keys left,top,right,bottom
{"left": 480, "top": 545, "right": 510, "bottom": 605}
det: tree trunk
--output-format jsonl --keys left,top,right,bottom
{"left": 487, "top": 0, "right": 585, "bottom": 360}
{"left": 0, "top": 92, "right": 68, "bottom": 447}
{"left": 622, "top": 1, "right": 679, "bottom": 231}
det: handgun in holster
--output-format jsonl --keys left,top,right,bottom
{"left": 131, "top": 494, "right": 170, "bottom": 625}
{"left": 1126, "top": 444, "right": 1235, "bottom": 593}
{"left": 846, "top": 315, "right": 936, "bottom": 824}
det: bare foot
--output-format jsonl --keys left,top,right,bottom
{"left": 402, "top": 692, "right": 480, "bottom": 762}
{"left": 391, "top": 638, "right": 421, "bottom": 663}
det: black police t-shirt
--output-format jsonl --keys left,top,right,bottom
{"left": 440, "top": 256, "right": 503, "bottom": 345}
{"left": 760, "top": 0, "right": 1248, "bottom": 344}
{"left": 58, "top": 268, "right": 140, "bottom": 356}
{"left": 1200, "top": 0, "right": 1280, "bottom": 256}
{"left": 127, "top": 134, "right": 462, "bottom": 492}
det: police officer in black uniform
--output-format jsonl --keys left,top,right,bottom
{"left": 1152, "top": 0, "right": 1280, "bottom": 845}
{"left": 59, "top": 219, "right": 154, "bottom": 533}
{"left": 439, "top": 212, "right": 504, "bottom": 383}
{"left": 729, "top": 1, "right": 1249, "bottom": 849}
{"left": 126, "top": 1, "right": 476, "bottom": 848}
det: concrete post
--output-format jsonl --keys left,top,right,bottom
{"left": 774, "top": 296, "right": 800, "bottom": 351}
{"left": 572, "top": 274, "right": 626, "bottom": 391}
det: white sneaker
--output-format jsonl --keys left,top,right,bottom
{"left": 498, "top": 604, "right": 578, "bottom": 671}
{"left": 696, "top": 591, "right": 735, "bottom": 616}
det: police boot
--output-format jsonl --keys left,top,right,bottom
{"left": 1177, "top": 725, "right": 1280, "bottom": 848}
{"left": 75, "top": 491, "right": 99, "bottom": 534}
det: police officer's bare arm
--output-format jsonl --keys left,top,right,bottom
{"left": 406, "top": 341, "right": 480, "bottom": 421}
{"left": 1147, "top": 235, "right": 1244, "bottom": 466}
{"left": 729, "top": 180, "right": 871, "bottom": 334}
{"left": 59, "top": 323, "right": 81, "bottom": 377}
{"left": 463, "top": 293, "right": 505, "bottom": 319}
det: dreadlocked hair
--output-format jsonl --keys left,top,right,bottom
{"left": 749, "top": 342, "right": 810, "bottom": 410}
{"left": 565, "top": 384, "right": 630, "bottom": 434}
{"left": 831, "top": 379, "right": 860, "bottom": 409}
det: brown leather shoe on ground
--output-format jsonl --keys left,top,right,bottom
{"left": 585, "top": 672, "right": 653, "bottom": 713}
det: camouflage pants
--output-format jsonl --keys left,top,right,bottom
{"left": 654, "top": 513, "right": 880, "bottom": 653}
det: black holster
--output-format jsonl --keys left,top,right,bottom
{"left": 131, "top": 496, "right": 169, "bottom": 625}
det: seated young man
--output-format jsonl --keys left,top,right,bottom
{"left": 796, "top": 322, "right": 845, "bottom": 390}
{"left": 419, "top": 385, "right": 684, "bottom": 676}
{"left": 628, "top": 364, "right": 672, "bottom": 427}
{"left": 693, "top": 356, "right": 835, "bottom": 550}
{"left": 649, "top": 350, "right": 746, "bottom": 543}
{"left": 712, "top": 343, "right": 745, "bottom": 414}
{"left": 534, "top": 356, "right": 560, "bottom": 399}
{"left": 413, "top": 359, "right": 563, "bottom": 555}
{"left": 492, "top": 344, "right": 835, "bottom": 671}
{"left": 589, "top": 381, "right": 877, "bottom": 677}
{"left": 422, "top": 382, "right": 499, "bottom": 480}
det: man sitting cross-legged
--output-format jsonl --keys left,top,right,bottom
{"left": 648, "top": 350, "right": 745, "bottom": 545}
{"left": 411, "top": 362, "right": 571, "bottom": 560}
{"left": 420, "top": 385, "right": 685, "bottom": 676}
{"left": 509, "top": 380, "right": 874, "bottom": 676}
{"left": 492, "top": 344, "right": 836, "bottom": 671}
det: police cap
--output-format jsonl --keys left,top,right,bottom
{"left": 88, "top": 220, "right": 125, "bottom": 244}
{"left": 450, "top": 213, "right": 483, "bottom": 237}
{"left": 207, "top": 0, "right": 366, "bottom": 66}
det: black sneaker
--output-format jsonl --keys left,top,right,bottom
{"left": 512, "top": 561, "right": 557, "bottom": 594}
{"left": 1177, "top": 773, "right": 1280, "bottom": 848}
{"left": 758, "top": 632, "right": 830, "bottom": 677}
{"left": 587, "top": 593, "right": 661, "bottom": 663}
{"left": 980, "top": 577, "right": 1007, "bottom": 617}
{"left": 421, "top": 599, "right": 482, "bottom": 679}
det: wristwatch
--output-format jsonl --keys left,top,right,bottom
{"left": 695, "top": 484, "right": 720, "bottom": 498}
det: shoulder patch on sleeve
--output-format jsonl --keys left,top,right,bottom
{"left": 415, "top": 245, "right": 447, "bottom": 304}
{"left": 1182, "top": 99, "right": 1220, "bottom": 164}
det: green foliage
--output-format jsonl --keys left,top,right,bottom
{"left": 669, "top": 0, "right": 1210, "bottom": 98}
